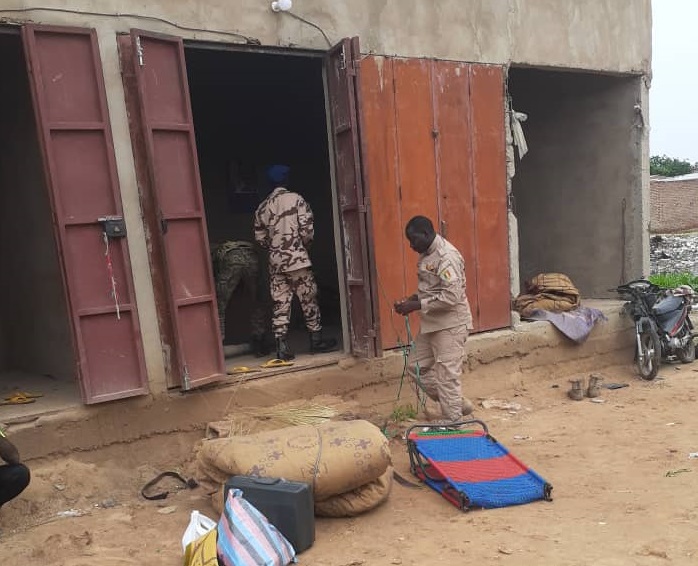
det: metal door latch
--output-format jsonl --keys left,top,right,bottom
{"left": 98, "top": 216, "right": 127, "bottom": 238}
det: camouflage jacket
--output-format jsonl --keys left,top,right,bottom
{"left": 254, "top": 187, "right": 314, "bottom": 274}
{"left": 417, "top": 235, "right": 474, "bottom": 333}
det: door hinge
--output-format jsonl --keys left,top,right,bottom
{"left": 135, "top": 36, "right": 144, "bottom": 67}
{"left": 339, "top": 47, "right": 347, "bottom": 71}
{"left": 366, "top": 327, "right": 377, "bottom": 338}
{"left": 347, "top": 57, "right": 358, "bottom": 77}
{"left": 358, "top": 195, "right": 370, "bottom": 213}
{"left": 183, "top": 365, "right": 191, "bottom": 390}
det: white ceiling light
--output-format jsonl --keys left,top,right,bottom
{"left": 271, "top": 0, "right": 292, "bottom": 12}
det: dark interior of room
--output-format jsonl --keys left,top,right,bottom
{"left": 185, "top": 47, "right": 341, "bottom": 346}
{"left": 508, "top": 67, "right": 641, "bottom": 297}
{"left": 0, "top": 32, "right": 76, "bottom": 381}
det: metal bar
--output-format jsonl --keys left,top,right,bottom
{"left": 77, "top": 305, "right": 134, "bottom": 317}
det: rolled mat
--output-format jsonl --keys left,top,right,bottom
{"left": 197, "top": 419, "right": 392, "bottom": 501}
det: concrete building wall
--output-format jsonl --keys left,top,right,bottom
{"left": 0, "top": 1, "right": 651, "bottom": 72}
{"left": 509, "top": 69, "right": 648, "bottom": 298}
{"left": 0, "top": 1, "right": 651, "bottom": 395}
{"left": 650, "top": 178, "right": 698, "bottom": 233}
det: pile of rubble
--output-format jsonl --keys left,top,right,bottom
{"left": 650, "top": 233, "right": 698, "bottom": 275}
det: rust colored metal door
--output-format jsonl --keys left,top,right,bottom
{"left": 22, "top": 24, "right": 148, "bottom": 403}
{"left": 432, "top": 60, "right": 480, "bottom": 329}
{"left": 470, "top": 65, "right": 510, "bottom": 331}
{"left": 359, "top": 56, "right": 406, "bottom": 348}
{"left": 128, "top": 30, "right": 224, "bottom": 389}
{"left": 326, "top": 37, "right": 379, "bottom": 357}
{"left": 359, "top": 56, "right": 510, "bottom": 346}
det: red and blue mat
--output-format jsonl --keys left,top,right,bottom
{"left": 407, "top": 420, "right": 553, "bottom": 510}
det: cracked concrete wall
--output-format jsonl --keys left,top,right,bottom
{"left": 0, "top": 1, "right": 651, "bottom": 72}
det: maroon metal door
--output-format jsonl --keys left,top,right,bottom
{"left": 22, "top": 24, "right": 148, "bottom": 403}
{"left": 128, "top": 30, "right": 225, "bottom": 389}
{"left": 326, "top": 37, "right": 379, "bottom": 357}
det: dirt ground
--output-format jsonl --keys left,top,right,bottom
{"left": 1, "top": 361, "right": 698, "bottom": 566}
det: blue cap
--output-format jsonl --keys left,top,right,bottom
{"left": 266, "top": 164, "right": 290, "bottom": 185}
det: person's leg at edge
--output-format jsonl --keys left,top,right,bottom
{"left": 431, "top": 325, "right": 472, "bottom": 425}
{"left": 0, "top": 463, "right": 30, "bottom": 508}
{"left": 407, "top": 331, "right": 441, "bottom": 418}
{"left": 291, "top": 268, "right": 337, "bottom": 354}
{"left": 271, "top": 273, "right": 295, "bottom": 360}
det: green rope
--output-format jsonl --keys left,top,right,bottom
{"left": 396, "top": 316, "right": 427, "bottom": 412}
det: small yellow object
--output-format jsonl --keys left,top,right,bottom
{"left": 5, "top": 391, "right": 43, "bottom": 400}
{"left": 227, "top": 366, "right": 262, "bottom": 375}
{"left": 260, "top": 358, "right": 295, "bottom": 368}
{"left": 0, "top": 394, "right": 37, "bottom": 405}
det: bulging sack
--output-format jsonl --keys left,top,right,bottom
{"left": 197, "top": 419, "right": 391, "bottom": 501}
{"left": 217, "top": 489, "right": 296, "bottom": 566}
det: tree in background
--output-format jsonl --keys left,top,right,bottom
{"left": 650, "top": 155, "right": 698, "bottom": 177}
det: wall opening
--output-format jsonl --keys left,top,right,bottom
{"left": 508, "top": 67, "right": 644, "bottom": 298}
{"left": 183, "top": 46, "right": 345, "bottom": 362}
{"left": 0, "top": 30, "right": 79, "bottom": 415}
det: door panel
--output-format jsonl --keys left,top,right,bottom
{"left": 129, "top": 30, "right": 224, "bottom": 388}
{"left": 359, "top": 56, "right": 407, "bottom": 348}
{"left": 471, "top": 65, "right": 510, "bottom": 330}
{"left": 326, "top": 37, "right": 378, "bottom": 357}
{"left": 358, "top": 57, "right": 510, "bottom": 342}
{"left": 22, "top": 24, "right": 148, "bottom": 403}
{"left": 393, "top": 58, "right": 439, "bottom": 302}
{"left": 433, "top": 60, "right": 480, "bottom": 329}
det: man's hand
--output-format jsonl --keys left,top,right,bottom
{"left": 394, "top": 299, "right": 421, "bottom": 316}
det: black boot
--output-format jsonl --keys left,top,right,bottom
{"left": 309, "top": 330, "right": 338, "bottom": 354}
{"left": 275, "top": 336, "right": 295, "bottom": 361}
{"left": 251, "top": 335, "right": 269, "bottom": 358}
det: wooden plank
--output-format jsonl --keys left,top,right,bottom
{"left": 470, "top": 65, "right": 511, "bottom": 331}
{"left": 432, "top": 60, "right": 480, "bottom": 330}
{"left": 393, "top": 58, "right": 439, "bottom": 325}
{"left": 359, "top": 56, "right": 406, "bottom": 348}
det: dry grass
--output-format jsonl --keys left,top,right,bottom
{"left": 239, "top": 403, "right": 338, "bottom": 426}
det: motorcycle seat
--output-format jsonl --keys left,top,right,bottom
{"left": 652, "top": 295, "right": 683, "bottom": 316}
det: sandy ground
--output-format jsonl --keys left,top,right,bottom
{"left": 1, "top": 362, "right": 698, "bottom": 566}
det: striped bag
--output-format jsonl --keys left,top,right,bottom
{"left": 217, "top": 489, "right": 297, "bottom": 566}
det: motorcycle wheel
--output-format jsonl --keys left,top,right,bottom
{"left": 637, "top": 330, "right": 660, "bottom": 380}
{"left": 677, "top": 333, "right": 696, "bottom": 364}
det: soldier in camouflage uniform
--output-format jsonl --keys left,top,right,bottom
{"left": 211, "top": 240, "right": 269, "bottom": 357}
{"left": 254, "top": 164, "right": 337, "bottom": 360}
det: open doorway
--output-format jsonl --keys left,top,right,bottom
{"left": 508, "top": 67, "right": 644, "bottom": 298}
{"left": 0, "top": 30, "right": 79, "bottom": 418}
{"left": 184, "top": 45, "right": 345, "bottom": 365}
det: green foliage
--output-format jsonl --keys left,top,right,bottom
{"left": 649, "top": 273, "right": 698, "bottom": 290}
{"left": 390, "top": 403, "right": 418, "bottom": 423}
{"left": 650, "top": 155, "right": 697, "bottom": 177}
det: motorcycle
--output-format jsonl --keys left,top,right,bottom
{"left": 614, "top": 279, "right": 696, "bottom": 380}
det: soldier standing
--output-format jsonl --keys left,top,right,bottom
{"left": 395, "top": 216, "right": 475, "bottom": 426}
{"left": 211, "top": 240, "right": 269, "bottom": 357}
{"left": 254, "top": 164, "right": 337, "bottom": 361}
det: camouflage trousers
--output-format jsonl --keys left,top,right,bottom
{"left": 407, "top": 324, "right": 469, "bottom": 423}
{"left": 211, "top": 242, "right": 267, "bottom": 339}
{"left": 270, "top": 267, "right": 321, "bottom": 338}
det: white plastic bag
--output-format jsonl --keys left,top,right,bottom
{"left": 182, "top": 510, "right": 217, "bottom": 553}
